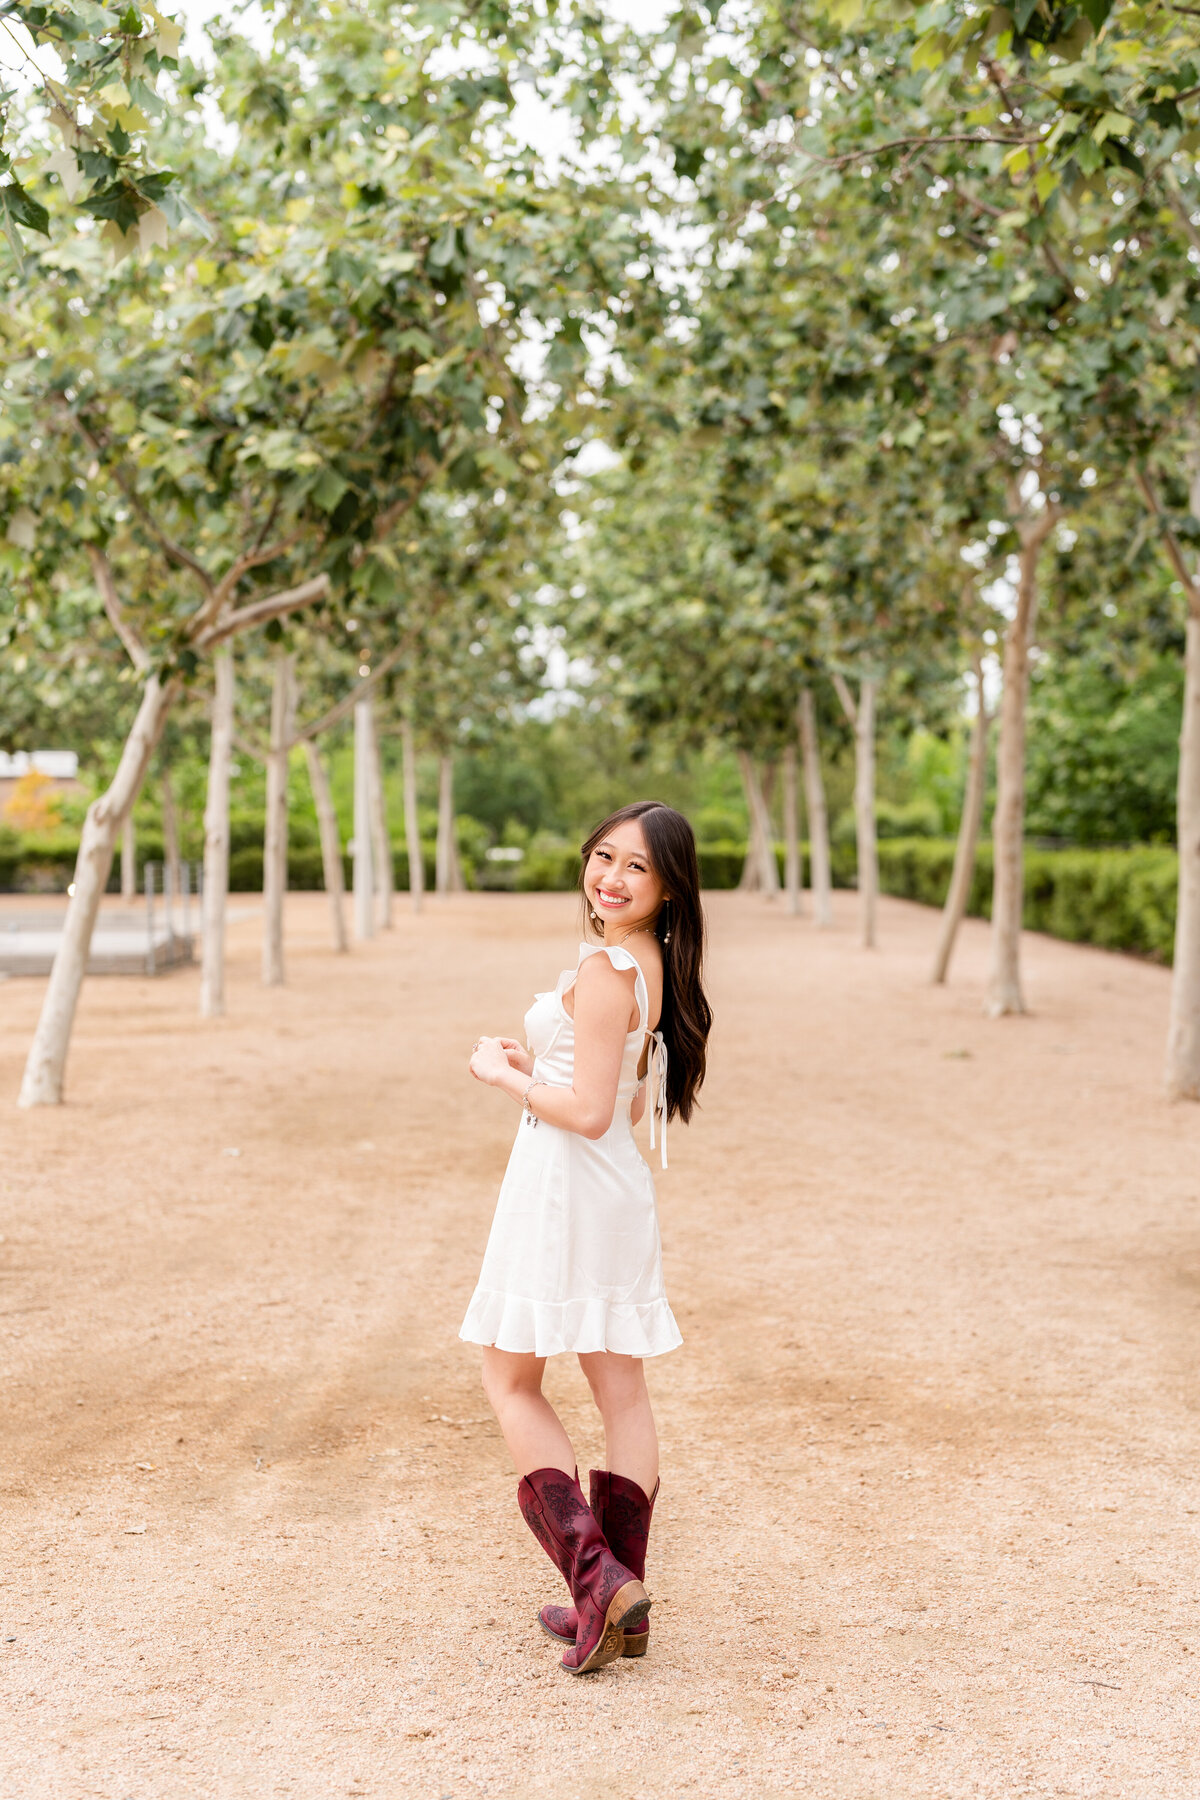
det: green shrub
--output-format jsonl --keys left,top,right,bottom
{"left": 698, "top": 842, "right": 745, "bottom": 889}
{"left": 228, "top": 844, "right": 439, "bottom": 893}
{"left": 393, "top": 847, "right": 437, "bottom": 892}
{"left": 878, "top": 798, "right": 942, "bottom": 839}
{"left": 229, "top": 811, "right": 266, "bottom": 854}
{"left": 0, "top": 823, "right": 21, "bottom": 888}
{"left": 229, "top": 848, "right": 263, "bottom": 890}
{"left": 516, "top": 847, "right": 580, "bottom": 892}
{"left": 229, "top": 846, "right": 336, "bottom": 890}
{"left": 455, "top": 815, "right": 491, "bottom": 885}
{"left": 872, "top": 836, "right": 1178, "bottom": 963}
{"left": 696, "top": 841, "right": 858, "bottom": 891}
{"left": 694, "top": 807, "right": 746, "bottom": 844}
{"left": 834, "top": 799, "right": 941, "bottom": 846}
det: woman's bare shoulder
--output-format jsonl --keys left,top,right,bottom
{"left": 624, "top": 937, "right": 664, "bottom": 1023}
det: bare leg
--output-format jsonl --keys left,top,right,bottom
{"left": 577, "top": 1352, "right": 659, "bottom": 1495}
{"left": 481, "top": 1347, "right": 577, "bottom": 1479}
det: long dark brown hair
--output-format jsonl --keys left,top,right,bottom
{"left": 579, "top": 801, "right": 712, "bottom": 1124}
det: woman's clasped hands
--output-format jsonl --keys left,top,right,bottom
{"left": 469, "top": 1036, "right": 534, "bottom": 1085}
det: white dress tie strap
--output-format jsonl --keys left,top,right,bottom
{"left": 646, "top": 1029, "right": 668, "bottom": 1170}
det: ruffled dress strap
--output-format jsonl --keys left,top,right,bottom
{"left": 575, "top": 941, "right": 649, "bottom": 1033}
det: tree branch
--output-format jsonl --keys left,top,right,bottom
{"left": 1135, "top": 464, "right": 1200, "bottom": 617}
{"left": 831, "top": 670, "right": 857, "bottom": 725}
{"left": 233, "top": 729, "right": 266, "bottom": 764}
{"left": 219, "top": 532, "right": 306, "bottom": 608}
{"left": 1016, "top": 499, "right": 1061, "bottom": 552}
{"left": 812, "top": 132, "right": 1034, "bottom": 171}
{"left": 294, "top": 628, "right": 419, "bottom": 743}
{"left": 1162, "top": 170, "right": 1200, "bottom": 258}
{"left": 85, "top": 544, "right": 147, "bottom": 672}
{"left": 370, "top": 445, "right": 457, "bottom": 542}
{"left": 192, "top": 574, "right": 331, "bottom": 649}
{"left": 69, "top": 409, "right": 215, "bottom": 595}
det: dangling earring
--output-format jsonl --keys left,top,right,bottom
{"left": 589, "top": 906, "right": 603, "bottom": 929}
{"left": 661, "top": 900, "right": 671, "bottom": 945}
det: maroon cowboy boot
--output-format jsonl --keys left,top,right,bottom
{"left": 539, "top": 1470, "right": 658, "bottom": 1660}
{"left": 518, "top": 1467, "right": 651, "bottom": 1674}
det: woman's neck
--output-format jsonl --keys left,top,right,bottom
{"left": 605, "top": 920, "right": 657, "bottom": 948}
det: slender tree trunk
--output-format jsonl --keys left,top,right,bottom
{"left": 401, "top": 715, "right": 424, "bottom": 913}
{"left": 856, "top": 679, "right": 879, "bottom": 949}
{"left": 262, "top": 653, "right": 293, "bottom": 987}
{"left": 121, "top": 814, "right": 136, "bottom": 901}
{"left": 1168, "top": 612, "right": 1200, "bottom": 1098}
{"left": 782, "top": 742, "right": 803, "bottom": 916}
{"left": 799, "top": 689, "right": 833, "bottom": 928}
{"left": 932, "top": 658, "right": 992, "bottom": 985}
{"left": 304, "top": 737, "right": 348, "bottom": 954}
{"left": 1134, "top": 461, "right": 1200, "bottom": 1099}
{"left": 200, "top": 647, "right": 233, "bottom": 1018}
{"left": 737, "top": 751, "right": 759, "bottom": 890}
{"left": 985, "top": 506, "right": 1057, "bottom": 1017}
{"left": 19, "top": 676, "right": 175, "bottom": 1107}
{"left": 436, "top": 754, "right": 463, "bottom": 893}
{"left": 833, "top": 673, "right": 879, "bottom": 948}
{"left": 368, "top": 717, "right": 394, "bottom": 930}
{"left": 161, "top": 757, "right": 181, "bottom": 908}
{"left": 759, "top": 762, "right": 780, "bottom": 892}
{"left": 737, "top": 751, "right": 780, "bottom": 894}
{"left": 353, "top": 697, "right": 376, "bottom": 941}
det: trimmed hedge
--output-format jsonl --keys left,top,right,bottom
{"left": 0, "top": 830, "right": 171, "bottom": 894}
{"left": 0, "top": 822, "right": 1179, "bottom": 964}
{"left": 228, "top": 846, "right": 438, "bottom": 892}
{"left": 874, "top": 836, "right": 1178, "bottom": 964}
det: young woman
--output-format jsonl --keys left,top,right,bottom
{"left": 460, "top": 800, "right": 712, "bottom": 1675}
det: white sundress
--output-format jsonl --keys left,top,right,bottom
{"left": 459, "top": 942, "right": 683, "bottom": 1360}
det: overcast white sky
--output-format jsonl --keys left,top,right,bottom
{"left": 172, "top": 0, "right": 673, "bottom": 164}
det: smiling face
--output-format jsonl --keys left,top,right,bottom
{"left": 583, "top": 818, "right": 668, "bottom": 937}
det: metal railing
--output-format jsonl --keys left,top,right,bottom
{"left": 142, "top": 861, "right": 201, "bottom": 974}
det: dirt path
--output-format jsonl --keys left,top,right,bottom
{"left": 2, "top": 889, "right": 1198, "bottom": 1799}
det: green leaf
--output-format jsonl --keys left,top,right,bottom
{"left": 1093, "top": 112, "right": 1134, "bottom": 143}
{"left": 412, "top": 345, "right": 465, "bottom": 396}
{"left": 79, "top": 150, "right": 120, "bottom": 182}
{"left": 313, "top": 467, "right": 350, "bottom": 513}
{"left": 0, "top": 179, "right": 51, "bottom": 238}
{"left": 911, "top": 33, "right": 946, "bottom": 72}
{"left": 1043, "top": 111, "right": 1082, "bottom": 151}
{"left": 428, "top": 221, "right": 459, "bottom": 269}
{"left": 82, "top": 181, "right": 142, "bottom": 233}
{"left": 1079, "top": 0, "right": 1114, "bottom": 31}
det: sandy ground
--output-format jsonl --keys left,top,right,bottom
{"left": 2, "top": 887, "right": 1199, "bottom": 1799}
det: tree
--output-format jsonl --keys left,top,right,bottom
{"left": 0, "top": 0, "right": 194, "bottom": 266}
{"left": 766, "top": 0, "right": 1200, "bottom": 1055}
{"left": 2, "top": 0, "right": 651, "bottom": 1091}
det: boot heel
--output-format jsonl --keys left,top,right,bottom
{"left": 607, "top": 1578, "right": 651, "bottom": 1632}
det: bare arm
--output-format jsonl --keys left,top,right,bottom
{"left": 470, "top": 956, "right": 635, "bottom": 1140}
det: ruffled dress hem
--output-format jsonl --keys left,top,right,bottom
{"left": 459, "top": 1289, "right": 682, "bottom": 1359}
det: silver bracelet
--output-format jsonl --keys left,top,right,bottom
{"left": 522, "top": 1078, "right": 543, "bottom": 1128}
